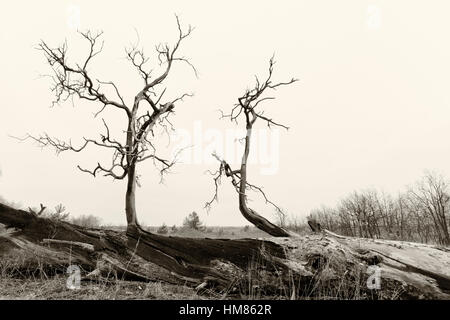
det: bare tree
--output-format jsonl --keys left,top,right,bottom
{"left": 17, "top": 16, "right": 196, "bottom": 235}
{"left": 308, "top": 172, "right": 450, "bottom": 245}
{"left": 206, "top": 57, "right": 297, "bottom": 237}
{"left": 408, "top": 172, "right": 450, "bottom": 245}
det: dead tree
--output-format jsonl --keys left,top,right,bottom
{"left": 206, "top": 57, "right": 297, "bottom": 237}
{"left": 17, "top": 17, "right": 196, "bottom": 235}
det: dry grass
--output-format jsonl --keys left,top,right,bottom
{"left": 0, "top": 261, "right": 403, "bottom": 300}
{"left": 229, "top": 257, "right": 404, "bottom": 300}
{"left": 0, "top": 225, "right": 400, "bottom": 300}
{"left": 0, "top": 275, "right": 204, "bottom": 300}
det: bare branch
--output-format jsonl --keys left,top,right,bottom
{"left": 132, "top": 15, "right": 196, "bottom": 116}
{"left": 37, "top": 31, "right": 131, "bottom": 117}
{"left": 205, "top": 153, "right": 240, "bottom": 210}
{"left": 13, "top": 133, "right": 90, "bottom": 154}
{"left": 77, "top": 162, "right": 127, "bottom": 180}
{"left": 220, "top": 56, "right": 297, "bottom": 130}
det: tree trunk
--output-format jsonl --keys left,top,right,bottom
{"left": 238, "top": 127, "right": 290, "bottom": 237}
{"left": 125, "top": 163, "right": 139, "bottom": 235}
{"left": 125, "top": 114, "right": 141, "bottom": 235}
{"left": 1, "top": 203, "right": 450, "bottom": 299}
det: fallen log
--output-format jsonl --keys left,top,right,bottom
{"left": 1, "top": 203, "right": 449, "bottom": 299}
{"left": 41, "top": 239, "right": 95, "bottom": 252}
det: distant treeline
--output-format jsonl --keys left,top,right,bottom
{"left": 2, "top": 172, "right": 450, "bottom": 246}
{"left": 308, "top": 172, "right": 450, "bottom": 246}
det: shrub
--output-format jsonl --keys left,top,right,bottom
{"left": 71, "top": 214, "right": 101, "bottom": 228}
{"left": 157, "top": 223, "right": 169, "bottom": 234}
{"left": 182, "top": 211, "right": 205, "bottom": 231}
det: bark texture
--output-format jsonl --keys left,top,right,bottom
{"left": 125, "top": 163, "right": 138, "bottom": 232}
{"left": 1, "top": 203, "right": 449, "bottom": 299}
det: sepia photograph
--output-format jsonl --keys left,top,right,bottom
{"left": 0, "top": 0, "right": 449, "bottom": 313}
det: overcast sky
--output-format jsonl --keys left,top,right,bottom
{"left": 1, "top": 0, "right": 450, "bottom": 226}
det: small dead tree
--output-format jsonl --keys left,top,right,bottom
{"left": 17, "top": 16, "right": 196, "bottom": 235}
{"left": 206, "top": 57, "right": 297, "bottom": 237}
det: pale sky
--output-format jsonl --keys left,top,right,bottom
{"left": 1, "top": 0, "right": 450, "bottom": 226}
